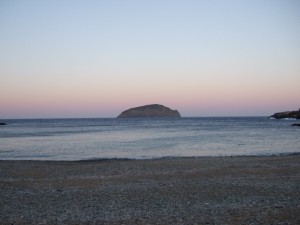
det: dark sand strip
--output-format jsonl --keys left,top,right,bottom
{"left": 1, "top": 155, "right": 300, "bottom": 224}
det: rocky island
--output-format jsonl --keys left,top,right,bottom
{"left": 117, "top": 104, "right": 181, "bottom": 118}
{"left": 270, "top": 109, "right": 300, "bottom": 119}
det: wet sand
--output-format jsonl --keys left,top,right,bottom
{"left": 1, "top": 155, "right": 300, "bottom": 224}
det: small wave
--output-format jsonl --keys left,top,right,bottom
{"left": 78, "top": 157, "right": 133, "bottom": 162}
{"left": 269, "top": 117, "right": 297, "bottom": 120}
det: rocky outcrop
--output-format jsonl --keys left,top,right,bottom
{"left": 117, "top": 104, "right": 181, "bottom": 118}
{"left": 270, "top": 109, "right": 300, "bottom": 119}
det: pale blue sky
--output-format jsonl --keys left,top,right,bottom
{"left": 1, "top": 0, "right": 300, "bottom": 118}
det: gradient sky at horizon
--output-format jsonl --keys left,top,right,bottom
{"left": 1, "top": 0, "right": 299, "bottom": 118}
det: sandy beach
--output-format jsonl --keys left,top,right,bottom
{"left": 1, "top": 155, "right": 300, "bottom": 225}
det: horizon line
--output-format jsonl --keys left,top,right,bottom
{"left": 1, "top": 115, "right": 271, "bottom": 120}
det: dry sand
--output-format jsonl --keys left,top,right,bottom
{"left": 1, "top": 155, "right": 300, "bottom": 224}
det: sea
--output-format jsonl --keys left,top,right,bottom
{"left": 0, "top": 117, "right": 299, "bottom": 161}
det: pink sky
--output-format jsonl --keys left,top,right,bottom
{"left": 1, "top": 70, "right": 298, "bottom": 118}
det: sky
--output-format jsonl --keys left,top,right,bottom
{"left": 1, "top": 0, "right": 299, "bottom": 118}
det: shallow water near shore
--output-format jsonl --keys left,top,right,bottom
{"left": 0, "top": 117, "right": 299, "bottom": 160}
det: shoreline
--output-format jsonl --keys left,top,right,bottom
{"left": 1, "top": 151, "right": 300, "bottom": 162}
{"left": 78, "top": 151, "right": 300, "bottom": 162}
{"left": 1, "top": 154, "right": 300, "bottom": 224}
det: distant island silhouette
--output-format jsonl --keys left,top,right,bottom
{"left": 117, "top": 104, "right": 181, "bottom": 118}
{"left": 270, "top": 109, "right": 300, "bottom": 119}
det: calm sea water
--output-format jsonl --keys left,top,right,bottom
{"left": 0, "top": 117, "right": 299, "bottom": 160}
